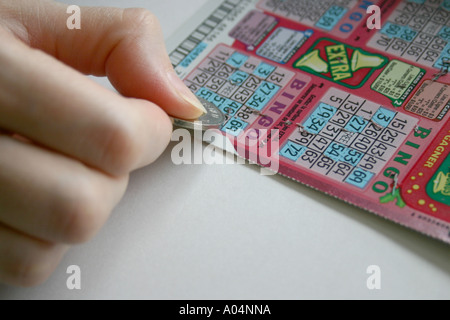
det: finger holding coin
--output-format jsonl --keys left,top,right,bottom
{"left": 171, "top": 97, "right": 226, "bottom": 131}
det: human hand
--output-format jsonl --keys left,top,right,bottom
{"left": 0, "top": 0, "right": 205, "bottom": 286}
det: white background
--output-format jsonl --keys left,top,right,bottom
{"left": 0, "top": 0, "right": 449, "bottom": 300}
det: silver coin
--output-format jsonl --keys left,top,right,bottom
{"left": 171, "top": 97, "right": 226, "bottom": 130}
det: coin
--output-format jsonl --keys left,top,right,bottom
{"left": 171, "top": 97, "right": 226, "bottom": 130}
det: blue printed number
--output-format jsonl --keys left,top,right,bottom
{"left": 227, "top": 52, "right": 248, "bottom": 68}
{"left": 345, "top": 115, "right": 368, "bottom": 133}
{"left": 222, "top": 117, "right": 248, "bottom": 136}
{"left": 399, "top": 27, "right": 417, "bottom": 42}
{"left": 229, "top": 70, "right": 249, "bottom": 85}
{"left": 220, "top": 99, "right": 242, "bottom": 116}
{"left": 381, "top": 22, "right": 403, "bottom": 39}
{"left": 373, "top": 107, "right": 395, "bottom": 128}
{"left": 303, "top": 116, "right": 327, "bottom": 134}
{"left": 246, "top": 93, "right": 269, "bottom": 111}
{"left": 438, "top": 26, "right": 450, "bottom": 41}
{"left": 196, "top": 88, "right": 226, "bottom": 107}
{"left": 341, "top": 148, "right": 363, "bottom": 166}
{"left": 434, "top": 44, "right": 450, "bottom": 69}
{"left": 254, "top": 62, "right": 276, "bottom": 79}
{"left": 246, "top": 81, "right": 280, "bottom": 111}
{"left": 381, "top": 24, "right": 416, "bottom": 42}
{"left": 256, "top": 81, "right": 280, "bottom": 101}
{"left": 316, "top": 6, "right": 347, "bottom": 31}
{"left": 209, "top": 94, "right": 226, "bottom": 107}
{"left": 303, "top": 103, "right": 337, "bottom": 134}
{"left": 196, "top": 87, "right": 215, "bottom": 100}
{"left": 345, "top": 168, "right": 374, "bottom": 189}
{"left": 280, "top": 141, "right": 307, "bottom": 161}
{"left": 442, "top": 0, "right": 450, "bottom": 11}
{"left": 315, "top": 103, "right": 337, "bottom": 121}
{"left": 324, "top": 143, "right": 346, "bottom": 162}
{"left": 324, "top": 143, "right": 362, "bottom": 166}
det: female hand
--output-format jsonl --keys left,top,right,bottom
{"left": 0, "top": 0, "right": 205, "bottom": 286}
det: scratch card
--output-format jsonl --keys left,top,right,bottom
{"left": 169, "top": 0, "right": 450, "bottom": 243}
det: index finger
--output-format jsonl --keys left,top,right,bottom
{"left": 1, "top": 0, "right": 206, "bottom": 120}
{"left": 0, "top": 30, "right": 173, "bottom": 176}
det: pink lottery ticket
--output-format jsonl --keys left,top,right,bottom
{"left": 169, "top": 0, "right": 450, "bottom": 243}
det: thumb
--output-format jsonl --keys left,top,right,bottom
{"left": 2, "top": 1, "right": 206, "bottom": 120}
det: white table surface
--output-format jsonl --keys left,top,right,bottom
{"left": 1, "top": 0, "right": 449, "bottom": 300}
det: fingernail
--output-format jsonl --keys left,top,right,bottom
{"left": 167, "top": 71, "right": 206, "bottom": 116}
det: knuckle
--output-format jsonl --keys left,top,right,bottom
{"left": 12, "top": 261, "right": 51, "bottom": 287}
{"left": 5, "top": 246, "right": 61, "bottom": 287}
{"left": 51, "top": 174, "right": 109, "bottom": 244}
{"left": 97, "top": 114, "right": 142, "bottom": 175}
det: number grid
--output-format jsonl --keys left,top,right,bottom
{"left": 280, "top": 88, "right": 418, "bottom": 189}
{"left": 257, "top": 0, "right": 358, "bottom": 32}
{"left": 368, "top": 0, "right": 450, "bottom": 68}
{"left": 182, "top": 45, "right": 295, "bottom": 136}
